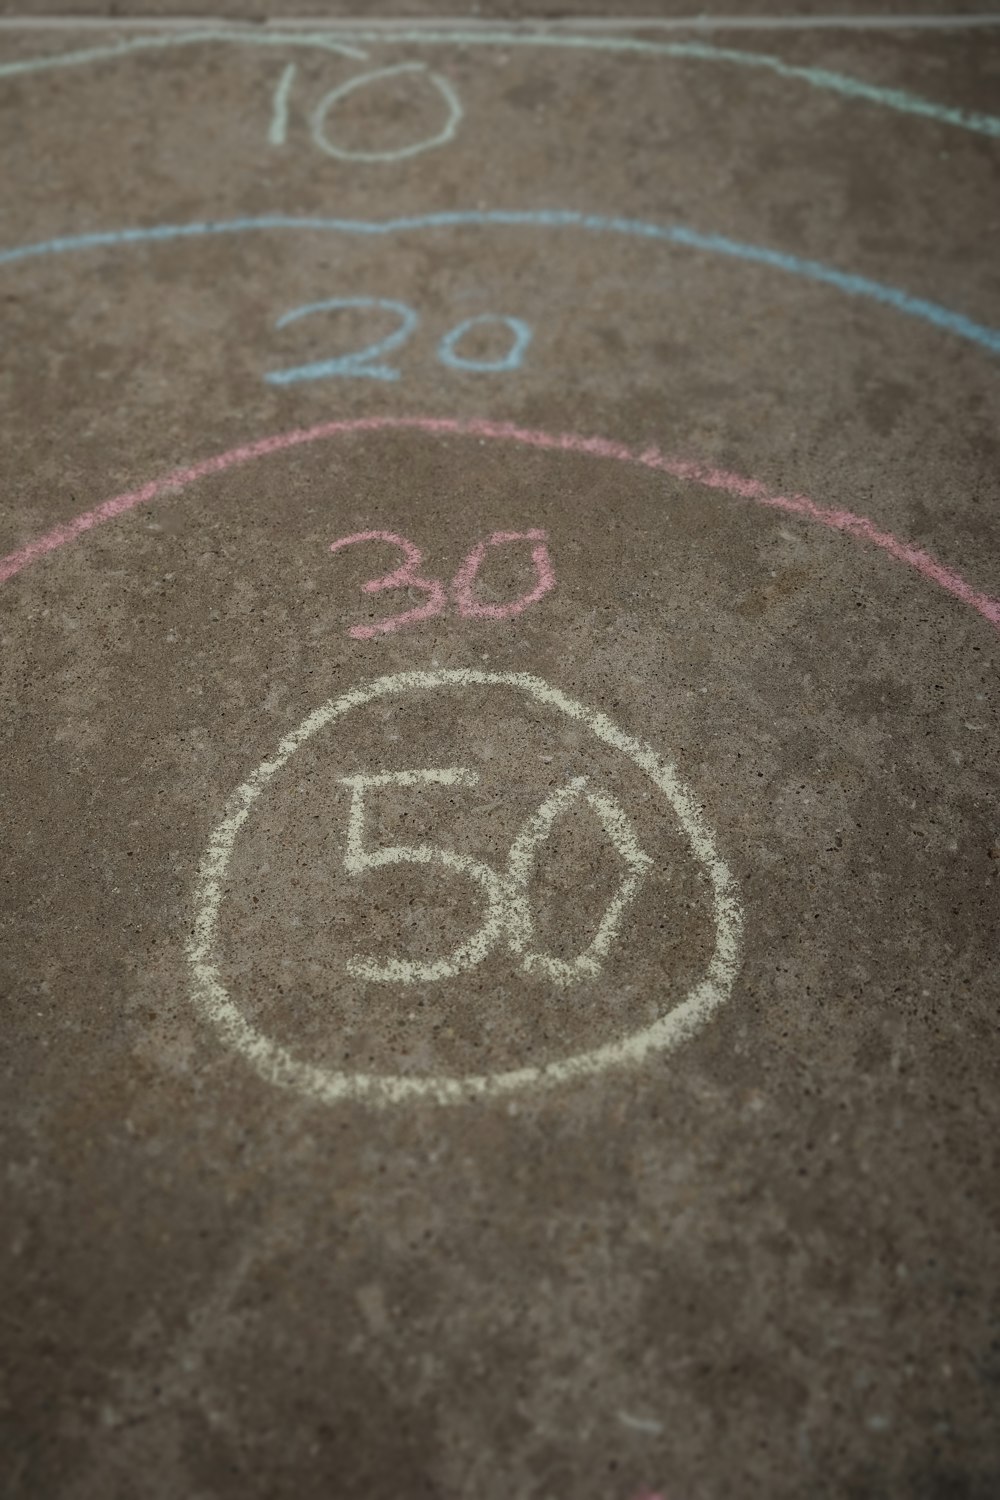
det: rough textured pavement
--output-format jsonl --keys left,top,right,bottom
{"left": 1, "top": 13, "right": 999, "bottom": 1499}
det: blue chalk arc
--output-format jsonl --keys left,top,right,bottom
{"left": 1, "top": 210, "right": 998, "bottom": 360}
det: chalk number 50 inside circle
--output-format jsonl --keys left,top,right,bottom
{"left": 186, "top": 670, "right": 743, "bottom": 1108}
{"left": 340, "top": 766, "right": 651, "bottom": 987}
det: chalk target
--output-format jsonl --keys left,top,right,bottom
{"left": 1, "top": 417, "right": 996, "bottom": 1106}
{"left": 3, "top": 26, "right": 999, "bottom": 143}
{"left": 188, "top": 667, "right": 741, "bottom": 1108}
{"left": 3, "top": 418, "right": 997, "bottom": 630}
{"left": 2, "top": 35, "right": 998, "bottom": 1106}
{"left": 3, "top": 213, "right": 998, "bottom": 362}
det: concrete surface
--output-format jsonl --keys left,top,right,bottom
{"left": 1, "top": 14, "right": 999, "bottom": 1499}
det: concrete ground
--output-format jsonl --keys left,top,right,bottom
{"left": 1, "top": 11, "right": 998, "bottom": 1499}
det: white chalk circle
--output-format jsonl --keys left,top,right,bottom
{"left": 186, "top": 669, "right": 743, "bottom": 1107}
{"left": 310, "top": 62, "right": 462, "bottom": 163}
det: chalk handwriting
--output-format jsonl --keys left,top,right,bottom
{"left": 452, "top": 529, "right": 555, "bottom": 621}
{"left": 266, "top": 296, "right": 533, "bottom": 386}
{"left": 328, "top": 528, "right": 556, "bottom": 638}
{"left": 268, "top": 297, "right": 420, "bottom": 383}
{"left": 310, "top": 62, "right": 463, "bottom": 162}
{"left": 438, "top": 314, "right": 533, "bottom": 373}
{"left": 6, "top": 213, "right": 998, "bottom": 362}
{"left": 339, "top": 766, "right": 652, "bottom": 987}
{"left": 4, "top": 28, "right": 998, "bottom": 144}
{"left": 186, "top": 668, "right": 743, "bottom": 1107}
{"left": 267, "top": 56, "right": 462, "bottom": 161}
{"left": 3, "top": 418, "right": 998, "bottom": 634}
{"left": 329, "top": 531, "right": 446, "bottom": 638}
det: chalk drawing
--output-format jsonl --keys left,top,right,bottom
{"left": 3, "top": 418, "right": 998, "bottom": 634}
{"left": 268, "top": 63, "right": 296, "bottom": 147}
{"left": 186, "top": 669, "right": 742, "bottom": 1107}
{"left": 452, "top": 530, "right": 556, "bottom": 621}
{"left": 1, "top": 15, "right": 996, "bottom": 31}
{"left": 310, "top": 61, "right": 462, "bottom": 162}
{"left": 438, "top": 314, "right": 534, "bottom": 373}
{"left": 3, "top": 26, "right": 998, "bottom": 142}
{"left": 0, "top": 29, "right": 368, "bottom": 82}
{"left": 4, "top": 212, "right": 998, "bottom": 359}
{"left": 265, "top": 297, "right": 534, "bottom": 385}
{"left": 339, "top": 767, "right": 650, "bottom": 988}
{"left": 328, "top": 530, "right": 446, "bottom": 638}
{"left": 618, "top": 1411, "right": 665, "bottom": 1435}
{"left": 329, "top": 527, "right": 555, "bottom": 636}
{"left": 339, "top": 766, "right": 528, "bottom": 983}
{"left": 268, "top": 297, "right": 420, "bottom": 384}
{"left": 331, "top": 27, "right": 1000, "bottom": 141}
{"left": 512, "top": 778, "right": 654, "bottom": 985}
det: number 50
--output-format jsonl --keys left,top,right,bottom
{"left": 339, "top": 767, "right": 652, "bottom": 987}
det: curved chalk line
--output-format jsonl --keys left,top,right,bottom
{"left": 268, "top": 62, "right": 296, "bottom": 146}
{"left": 2, "top": 417, "right": 997, "bottom": 633}
{"left": 310, "top": 61, "right": 462, "bottom": 162}
{"left": 439, "top": 314, "right": 534, "bottom": 373}
{"left": 187, "top": 668, "right": 743, "bottom": 1107}
{"left": 1, "top": 16, "right": 999, "bottom": 31}
{"left": 2, "top": 210, "right": 999, "bottom": 359}
{"left": 1, "top": 24, "right": 998, "bottom": 142}
{"left": 336, "top": 28, "right": 1000, "bottom": 141}
{"left": 0, "top": 29, "right": 369, "bottom": 79}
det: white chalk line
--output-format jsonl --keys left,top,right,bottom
{"left": 185, "top": 669, "right": 744, "bottom": 1109}
{"left": 268, "top": 61, "right": 296, "bottom": 147}
{"left": 0, "top": 28, "right": 369, "bottom": 80}
{"left": 513, "top": 779, "right": 653, "bottom": 986}
{"left": 618, "top": 1410, "right": 665, "bottom": 1435}
{"left": 2, "top": 16, "right": 999, "bottom": 32}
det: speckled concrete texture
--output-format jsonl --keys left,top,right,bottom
{"left": 1, "top": 17, "right": 998, "bottom": 1500}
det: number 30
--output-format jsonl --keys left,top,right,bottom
{"left": 328, "top": 528, "right": 556, "bottom": 639}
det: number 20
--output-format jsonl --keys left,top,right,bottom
{"left": 328, "top": 529, "right": 556, "bottom": 639}
{"left": 266, "top": 297, "right": 533, "bottom": 386}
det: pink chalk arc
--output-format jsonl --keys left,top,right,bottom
{"left": 1, "top": 415, "right": 997, "bottom": 633}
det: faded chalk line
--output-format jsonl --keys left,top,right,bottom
{"left": 2, "top": 24, "right": 999, "bottom": 141}
{"left": 2, "top": 417, "right": 998, "bottom": 632}
{"left": 1, "top": 16, "right": 999, "bottom": 31}
{"left": 268, "top": 62, "right": 296, "bottom": 147}
{"left": 0, "top": 29, "right": 368, "bottom": 81}
{"left": 3, "top": 211, "right": 999, "bottom": 359}
{"left": 186, "top": 670, "right": 742, "bottom": 1108}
